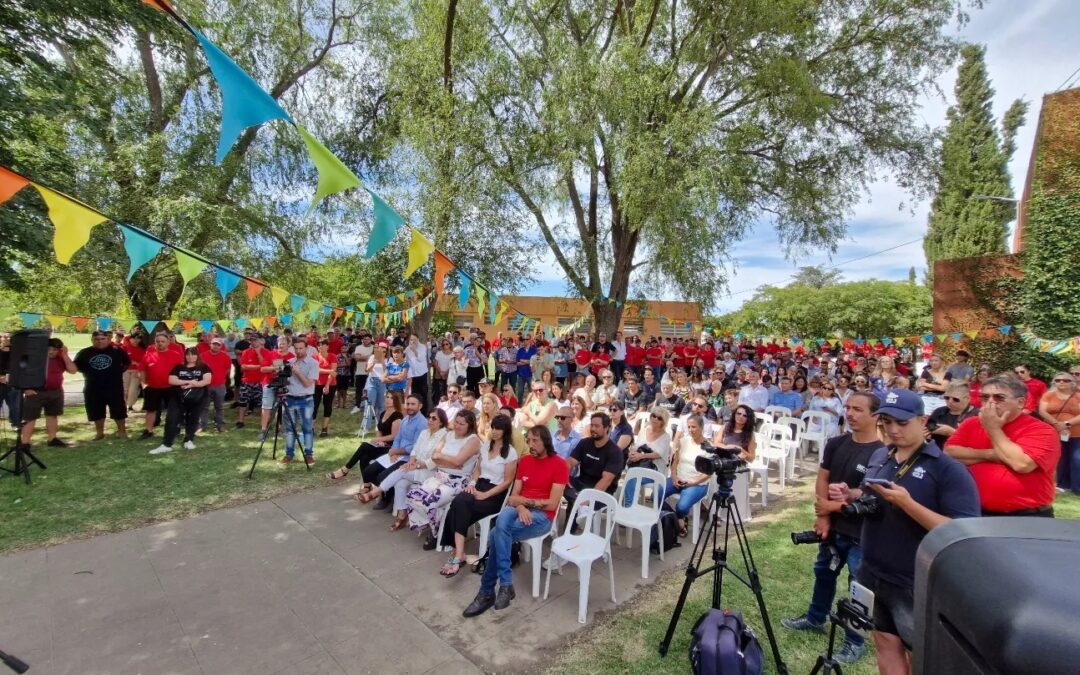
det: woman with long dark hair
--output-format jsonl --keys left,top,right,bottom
{"left": 406, "top": 408, "right": 482, "bottom": 548}
{"left": 438, "top": 414, "right": 520, "bottom": 576}
{"left": 715, "top": 404, "right": 757, "bottom": 463}
{"left": 150, "top": 347, "right": 211, "bottom": 455}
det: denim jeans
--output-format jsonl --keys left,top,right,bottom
{"left": 622, "top": 476, "right": 665, "bottom": 507}
{"left": 480, "top": 507, "right": 552, "bottom": 594}
{"left": 1057, "top": 437, "right": 1080, "bottom": 494}
{"left": 363, "top": 376, "right": 385, "bottom": 429}
{"left": 283, "top": 395, "right": 314, "bottom": 458}
{"left": 664, "top": 478, "right": 708, "bottom": 517}
{"left": 806, "top": 532, "right": 864, "bottom": 646}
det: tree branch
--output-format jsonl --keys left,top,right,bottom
{"left": 136, "top": 29, "right": 164, "bottom": 133}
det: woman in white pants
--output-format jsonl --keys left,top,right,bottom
{"left": 369, "top": 409, "right": 449, "bottom": 531}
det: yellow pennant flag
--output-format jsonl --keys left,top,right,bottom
{"left": 34, "top": 185, "right": 109, "bottom": 264}
{"left": 965, "top": 330, "right": 979, "bottom": 340}
{"left": 45, "top": 314, "right": 67, "bottom": 328}
{"left": 405, "top": 228, "right": 435, "bottom": 278}
{"left": 270, "top": 286, "right": 289, "bottom": 309}
{"left": 249, "top": 317, "right": 263, "bottom": 330}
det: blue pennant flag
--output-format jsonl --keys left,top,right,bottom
{"left": 120, "top": 224, "right": 164, "bottom": 281}
{"left": 199, "top": 320, "right": 215, "bottom": 333}
{"left": 234, "top": 318, "right": 249, "bottom": 330}
{"left": 280, "top": 314, "right": 293, "bottom": 326}
{"left": 364, "top": 189, "right": 406, "bottom": 259}
{"left": 950, "top": 332, "right": 963, "bottom": 342}
{"left": 141, "top": 320, "right": 160, "bottom": 334}
{"left": 96, "top": 317, "right": 114, "bottom": 331}
{"left": 367, "top": 300, "right": 377, "bottom": 311}
{"left": 388, "top": 295, "right": 397, "bottom": 306}
{"left": 489, "top": 294, "right": 499, "bottom": 324}
{"left": 192, "top": 29, "right": 295, "bottom": 163}
{"left": 17, "top": 312, "right": 42, "bottom": 327}
{"left": 290, "top": 294, "right": 305, "bottom": 313}
{"left": 458, "top": 272, "right": 471, "bottom": 310}
{"left": 997, "top": 325, "right": 1012, "bottom": 335}
{"left": 322, "top": 304, "right": 332, "bottom": 315}
{"left": 214, "top": 267, "right": 243, "bottom": 302}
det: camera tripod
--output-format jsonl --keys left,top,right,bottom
{"left": 247, "top": 386, "right": 311, "bottom": 478}
{"left": 0, "top": 392, "right": 46, "bottom": 485}
{"left": 0, "top": 647, "right": 28, "bottom": 674}
{"left": 658, "top": 472, "right": 788, "bottom": 674}
{"left": 811, "top": 599, "right": 873, "bottom": 674}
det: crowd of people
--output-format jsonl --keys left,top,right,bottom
{"left": 0, "top": 323, "right": 1076, "bottom": 668}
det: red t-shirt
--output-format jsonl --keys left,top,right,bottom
{"left": 591, "top": 352, "right": 612, "bottom": 375}
{"left": 500, "top": 394, "right": 518, "bottom": 409}
{"left": 698, "top": 345, "right": 716, "bottom": 369}
{"left": 168, "top": 341, "right": 185, "bottom": 357}
{"left": 202, "top": 349, "right": 233, "bottom": 387}
{"left": 43, "top": 355, "right": 66, "bottom": 391}
{"left": 1023, "top": 378, "right": 1048, "bottom": 412}
{"left": 625, "top": 344, "right": 646, "bottom": 367}
{"left": 517, "top": 452, "right": 570, "bottom": 519}
{"left": 327, "top": 338, "right": 344, "bottom": 355}
{"left": 315, "top": 353, "right": 334, "bottom": 386}
{"left": 574, "top": 349, "right": 593, "bottom": 370}
{"left": 645, "top": 346, "right": 664, "bottom": 367}
{"left": 766, "top": 342, "right": 781, "bottom": 355}
{"left": 266, "top": 350, "right": 295, "bottom": 385}
{"left": 196, "top": 342, "right": 211, "bottom": 355}
{"left": 754, "top": 344, "right": 767, "bottom": 358}
{"left": 122, "top": 341, "right": 146, "bottom": 372}
{"left": 945, "top": 414, "right": 1060, "bottom": 512}
{"left": 143, "top": 347, "right": 184, "bottom": 389}
{"left": 682, "top": 344, "right": 699, "bottom": 366}
{"left": 672, "top": 344, "right": 687, "bottom": 368}
{"left": 240, "top": 347, "right": 272, "bottom": 384}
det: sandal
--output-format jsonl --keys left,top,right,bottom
{"left": 440, "top": 557, "right": 465, "bottom": 578}
{"left": 359, "top": 490, "right": 381, "bottom": 504}
{"left": 353, "top": 485, "right": 372, "bottom": 502}
{"left": 389, "top": 516, "right": 408, "bottom": 532}
{"left": 678, "top": 519, "right": 689, "bottom": 538}
{"left": 327, "top": 467, "right": 349, "bottom": 480}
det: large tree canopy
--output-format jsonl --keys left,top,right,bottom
{"left": 382, "top": 0, "right": 973, "bottom": 333}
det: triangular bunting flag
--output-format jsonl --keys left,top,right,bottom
{"left": 935, "top": 334, "right": 947, "bottom": 343}
{"left": 96, "top": 317, "right": 114, "bottom": 331}
{"left": 214, "top": 267, "right": 243, "bottom": 302}
{"left": 458, "top": 272, "right": 471, "bottom": 310}
{"left": 405, "top": 228, "right": 435, "bottom": 278}
{"left": 174, "top": 250, "right": 207, "bottom": 296}
{"left": 71, "top": 316, "right": 90, "bottom": 331}
{"left": 246, "top": 279, "right": 264, "bottom": 300}
{"left": 950, "top": 332, "right": 963, "bottom": 342}
{"left": 290, "top": 294, "right": 306, "bottom": 313}
{"left": 364, "top": 189, "right": 405, "bottom": 258}
{"left": 192, "top": 29, "right": 295, "bottom": 163}
{"left": 34, "top": 185, "right": 110, "bottom": 264}
{"left": 367, "top": 300, "right": 377, "bottom": 311}
{"left": 141, "top": 320, "right": 160, "bottom": 334}
{"left": 434, "top": 251, "right": 454, "bottom": 295}
{"left": 250, "top": 317, "right": 263, "bottom": 330}
{"left": 297, "top": 126, "right": 362, "bottom": 212}
{"left": 280, "top": 314, "right": 292, "bottom": 326}
{"left": 181, "top": 320, "right": 198, "bottom": 332}
{"left": 964, "top": 330, "right": 979, "bottom": 340}
{"left": 388, "top": 295, "right": 397, "bottom": 306}
{"left": 270, "top": 287, "right": 289, "bottom": 309}
{"left": 489, "top": 294, "right": 499, "bottom": 324}
{"left": 45, "top": 314, "right": 66, "bottom": 328}
{"left": 475, "top": 285, "right": 487, "bottom": 321}
{"left": 0, "top": 166, "right": 30, "bottom": 205}
{"left": 199, "top": 320, "right": 215, "bottom": 333}
{"left": 234, "top": 318, "right": 249, "bottom": 330}
{"left": 120, "top": 224, "right": 164, "bottom": 281}
{"left": 17, "top": 312, "right": 42, "bottom": 327}
{"left": 997, "top": 325, "right": 1012, "bottom": 335}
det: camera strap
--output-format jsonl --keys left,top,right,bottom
{"left": 887, "top": 443, "right": 925, "bottom": 480}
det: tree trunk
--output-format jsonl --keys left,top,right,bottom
{"left": 592, "top": 301, "right": 623, "bottom": 338}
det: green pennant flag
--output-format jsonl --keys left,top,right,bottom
{"left": 475, "top": 285, "right": 487, "bottom": 321}
{"left": 174, "top": 249, "right": 207, "bottom": 298}
{"left": 298, "top": 126, "right": 362, "bottom": 213}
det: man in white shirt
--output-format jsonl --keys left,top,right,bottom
{"left": 722, "top": 352, "right": 737, "bottom": 376}
{"left": 738, "top": 369, "right": 770, "bottom": 412}
{"left": 405, "top": 334, "right": 430, "bottom": 411}
{"left": 350, "top": 334, "right": 373, "bottom": 413}
{"left": 610, "top": 331, "right": 627, "bottom": 383}
{"left": 438, "top": 383, "right": 463, "bottom": 420}
{"left": 672, "top": 395, "right": 721, "bottom": 448}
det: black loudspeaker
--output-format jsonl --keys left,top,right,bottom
{"left": 8, "top": 329, "right": 49, "bottom": 390}
{"left": 914, "top": 517, "right": 1080, "bottom": 675}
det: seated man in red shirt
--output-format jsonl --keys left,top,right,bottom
{"left": 464, "top": 425, "right": 568, "bottom": 617}
{"left": 944, "top": 375, "right": 1060, "bottom": 516}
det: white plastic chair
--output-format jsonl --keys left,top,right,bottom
{"left": 521, "top": 514, "right": 560, "bottom": 598}
{"left": 613, "top": 468, "right": 668, "bottom": 579}
{"left": 690, "top": 475, "right": 717, "bottom": 545}
{"left": 763, "top": 405, "right": 792, "bottom": 422}
{"left": 759, "top": 422, "right": 793, "bottom": 493}
{"left": 474, "top": 491, "right": 511, "bottom": 560}
{"left": 775, "top": 416, "right": 806, "bottom": 478}
{"left": 746, "top": 432, "right": 770, "bottom": 507}
{"left": 543, "top": 489, "right": 618, "bottom": 624}
{"left": 800, "top": 411, "right": 830, "bottom": 460}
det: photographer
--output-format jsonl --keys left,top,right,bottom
{"left": 837, "top": 389, "right": 979, "bottom": 675}
{"left": 279, "top": 337, "right": 321, "bottom": 466}
{"left": 782, "top": 392, "right": 884, "bottom": 664}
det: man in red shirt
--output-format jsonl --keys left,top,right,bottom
{"left": 645, "top": 339, "right": 665, "bottom": 381}
{"left": 196, "top": 332, "right": 213, "bottom": 355}
{"left": 326, "top": 328, "right": 344, "bottom": 356}
{"left": 698, "top": 340, "right": 717, "bottom": 371}
{"left": 200, "top": 338, "right": 233, "bottom": 433}
{"left": 237, "top": 335, "right": 270, "bottom": 428}
{"left": 140, "top": 333, "right": 184, "bottom": 440}
{"left": 20, "top": 338, "right": 78, "bottom": 447}
{"left": 944, "top": 375, "right": 1060, "bottom": 516}
{"left": 1013, "top": 364, "right": 1047, "bottom": 413}
{"left": 624, "top": 336, "right": 646, "bottom": 379}
{"left": 681, "top": 340, "right": 698, "bottom": 373}
{"left": 766, "top": 339, "right": 781, "bottom": 356}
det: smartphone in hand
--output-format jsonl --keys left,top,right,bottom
{"left": 864, "top": 477, "right": 894, "bottom": 488}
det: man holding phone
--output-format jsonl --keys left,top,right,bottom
{"left": 832, "top": 389, "right": 979, "bottom": 675}
{"left": 782, "top": 391, "right": 884, "bottom": 664}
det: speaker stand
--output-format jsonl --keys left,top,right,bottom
{"left": 0, "top": 393, "right": 46, "bottom": 485}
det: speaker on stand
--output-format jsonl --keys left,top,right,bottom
{"left": 1, "top": 329, "right": 49, "bottom": 483}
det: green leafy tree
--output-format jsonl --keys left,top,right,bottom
{"left": 923, "top": 44, "right": 1027, "bottom": 275}
{"left": 792, "top": 266, "right": 842, "bottom": 289}
{"left": 390, "top": 0, "right": 973, "bottom": 334}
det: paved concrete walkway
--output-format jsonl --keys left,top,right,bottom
{"left": 1, "top": 483, "right": 698, "bottom": 674}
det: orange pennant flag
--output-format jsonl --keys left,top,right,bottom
{"left": 265, "top": 316, "right": 278, "bottom": 328}
{"left": 0, "top": 167, "right": 30, "bottom": 205}
{"left": 181, "top": 320, "right": 198, "bottom": 332}
{"left": 141, "top": 0, "right": 176, "bottom": 12}
{"left": 71, "top": 316, "right": 90, "bottom": 331}
{"left": 245, "top": 279, "right": 264, "bottom": 300}
{"left": 434, "top": 251, "right": 453, "bottom": 295}
{"left": 331, "top": 308, "right": 344, "bottom": 325}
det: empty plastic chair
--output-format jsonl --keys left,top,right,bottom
{"left": 543, "top": 489, "right": 618, "bottom": 623}
{"left": 613, "top": 467, "right": 668, "bottom": 578}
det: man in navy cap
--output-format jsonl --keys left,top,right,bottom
{"left": 829, "top": 388, "right": 980, "bottom": 675}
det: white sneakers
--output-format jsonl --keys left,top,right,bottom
{"left": 183, "top": 441, "right": 196, "bottom": 450}
{"left": 349, "top": 406, "right": 362, "bottom": 414}
{"left": 149, "top": 445, "right": 172, "bottom": 455}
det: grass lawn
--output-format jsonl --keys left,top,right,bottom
{"left": 0, "top": 402, "right": 370, "bottom": 553}
{"left": 546, "top": 480, "right": 1080, "bottom": 675}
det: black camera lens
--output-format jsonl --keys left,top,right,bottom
{"left": 791, "top": 530, "right": 823, "bottom": 545}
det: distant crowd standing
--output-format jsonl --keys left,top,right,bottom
{"left": 0, "top": 325, "right": 1075, "bottom": 643}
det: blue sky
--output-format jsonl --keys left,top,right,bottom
{"left": 515, "top": 0, "right": 1080, "bottom": 313}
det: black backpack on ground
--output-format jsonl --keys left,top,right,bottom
{"left": 688, "top": 609, "right": 764, "bottom": 675}
{"left": 650, "top": 502, "right": 681, "bottom": 554}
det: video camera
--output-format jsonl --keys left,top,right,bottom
{"left": 270, "top": 361, "right": 292, "bottom": 390}
{"left": 840, "top": 492, "right": 881, "bottom": 517}
{"left": 693, "top": 441, "right": 746, "bottom": 478}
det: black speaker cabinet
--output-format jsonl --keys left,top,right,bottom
{"left": 8, "top": 329, "right": 49, "bottom": 389}
{"left": 914, "top": 517, "right": 1080, "bottom": 674}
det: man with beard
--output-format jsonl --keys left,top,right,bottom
{"left": 74, "top": 331, "right": 131, "bottom": 440}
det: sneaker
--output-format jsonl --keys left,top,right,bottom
{"left": 834, "top": 640, "right": 867, "bottom": 664}
{"left": 47, "top": 438, "right": 71, "bottom": 448}
{"left": 235, "top": 421, "right": 245, "bottom": 429}
{"left": 304, "top": 455, "right": 315, "bottom": 466}
{"left": 462, "top": 591, "right": 495, "bottom": 618}
{"left": 149, "top": 445, "right": 172, "bottom": 455}
{"left": 350, "top": 406, "right": 362, "bottom": 414}
{"left": 493, "top": 585, "right": 516, "bottom": 610}
{"left": 279, "top": 455, "right": 294, "bottom": 465}
{"left": 542, "top": 556, "right": 563, "bottom": 572}
{"left": 781, "top": 615, "right": 825, "bottom": 633}
{"left": 422, "top": 535, "right": 438, "bottom": 551}
{"left": 319, "top": 430, "right": 328, "bottom": 438}
{"left": 139, "top": 430, "right": 154, "bottom": 440}
{"left": 183, "top": 441, "right": 196, "bottom": 450}
{"left": 216, "top": 426, "right": 226, "bottom": 433}
{"left": 257, "top": 430, "right": 267, "bottom": 442}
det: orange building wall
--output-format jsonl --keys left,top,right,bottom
{"left": 434, "top": 294, "right": 703, "bottom": 338}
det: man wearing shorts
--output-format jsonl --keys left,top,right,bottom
{"left": 237, "top": 334, "right": 269, "bottom": 429}
{"left": 140, "top": 333, "right": 184, "bottom": 440}
{"left": 74, "top": 330, "right": 131, "bottom": 440}
{"left": 20, "top": 337, "right": 78, "bottom": 447}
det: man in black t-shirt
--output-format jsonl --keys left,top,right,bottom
{"left": 74, "top": 330, "right": 131, "bottom": 440}
{"left": 782, "top": 391, "right": 884, "bottom": 665}
{"left": 565, "top": 411, "right": 625, "bottom": 534}
{"left": 927, "top": 382, "right": 977, "bottom": 447}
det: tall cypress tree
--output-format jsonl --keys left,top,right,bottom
{"left": 923, "top": 44, "right": 1027, "bottom": 277}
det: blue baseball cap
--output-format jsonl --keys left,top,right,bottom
{"left": 875, "top": 389, "right": 924, "bottom": 420}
